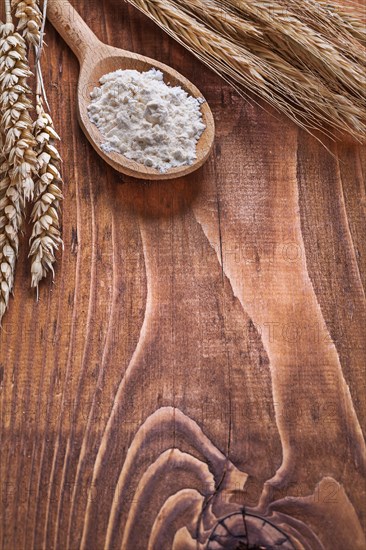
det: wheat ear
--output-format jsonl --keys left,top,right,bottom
{"left": 0, "top": 0, "right": 38, "bottom": 321}
{"left": 25, "top": 0, "right": 63, "bottom": 291}
{"left": 29, "top": 89, "right": 63, "bottom": 291}
{"left": 0, "top": 129, "right": 18, "bottom": 323}
{"left": 0, "top": 19, "right": 36, "bottom": 201}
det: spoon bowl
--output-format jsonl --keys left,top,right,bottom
{"left": 47, "top": 0, "right": 215, "bottom": 180}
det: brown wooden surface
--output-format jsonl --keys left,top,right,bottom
{"left": 0, "top": 1, "right": 365, "bottom": 549}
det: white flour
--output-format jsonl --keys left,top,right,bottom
{"left": 87, "top": 68, "right": 206, "bottom": 172}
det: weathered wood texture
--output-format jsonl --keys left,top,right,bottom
{"left": 0, "top": 1, "right": 365, "bottom": 549}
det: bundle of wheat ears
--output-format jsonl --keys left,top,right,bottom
{"left": 127, "top": 0, "right": 366, "bottom": 140}
{"left": 0, "top": 0, "right": 63, "bottom": 323}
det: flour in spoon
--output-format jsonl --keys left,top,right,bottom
{"left": 87, "top": 68, "right": 206, "bottom": 172}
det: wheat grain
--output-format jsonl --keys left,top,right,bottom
{"left": 11, "top": 0, "right": 42, "bottom": 46}
{"left": 127, "top": 0, "right": 366, "bottom": 141}
{"left": 29, "top": 92, "right": 63, "bottom": 290}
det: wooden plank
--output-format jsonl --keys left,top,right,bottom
{"left": 0, "top": 0, "right": 365, "bottom": 548}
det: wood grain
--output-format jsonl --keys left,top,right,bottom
{"left": 0, "top": 0, "right": 365, "bottom": 549}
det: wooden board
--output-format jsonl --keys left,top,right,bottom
{"left": 0, "top": 0, "right": 365, "bottom": 548}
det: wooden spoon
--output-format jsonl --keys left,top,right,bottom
{"left": 47, "top": 0, "right": 215, "bottom": 180}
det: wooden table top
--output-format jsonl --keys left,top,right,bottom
{"left": 0, "top": 1, "right": 365, "bottom": 549}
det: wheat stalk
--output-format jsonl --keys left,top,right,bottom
{"left": 127, "top": 0, "right": 366, "bottom": 141}
{"left": 29, "top": 89, "right": 63, "bottom": 291}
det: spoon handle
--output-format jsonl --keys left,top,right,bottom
{"left": 47, "top": 0, "right": 101, "bottom": 62}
